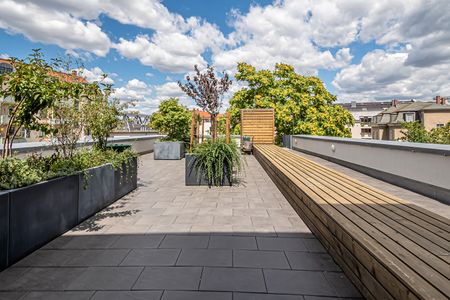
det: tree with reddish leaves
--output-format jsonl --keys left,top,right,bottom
{"left": 178, "top": 65, "right": 232, "bottom": 140}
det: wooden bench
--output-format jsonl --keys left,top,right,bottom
{"left": 254, "top": 144, "right": 450, "bottom": 300}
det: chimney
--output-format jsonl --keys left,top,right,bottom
{"left": 391, "top": 99, "right": 399, "bottom": 107}
{"left": 436, "top": 95, "right": 441, "bottom": 104}
{"left": 71, "top": 70, "right": 77, "bottom": 76}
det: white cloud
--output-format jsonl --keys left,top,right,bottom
{"left": 333, "top": 49, "right": 450, "bottom": 101}
{"left": 113, "top": 79, "right": 152, "bottom": 103}
{"left": 78, "top": 67, "right": 114, "bottom": 85}
{"left": 0, "top": 0, "right": 111, "bottom": 56}
{"left": 0, "top": 53, "right": 9, "bottom": 59}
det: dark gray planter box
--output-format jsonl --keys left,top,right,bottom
{"left": 78, "top": 164, "right": 115, "bottom": 222}
{"left": 114, "top": 157, "right": 138, "bottom": 200}
{"left": 185, "top": 154, "right": 231, "bottom": 186}
{"left": 8, "top": 175, "right": 79, "bottom": 264}
{"left": 0, "top": 191, "right": 9, "bottom": 270}
{"left": 154, "top": 141, "right": 185, "bottom": 160}
{"left": 282, "top": 135, "right": 293, "bottom": 149}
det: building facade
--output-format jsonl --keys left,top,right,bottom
{"left": 338, "top": 101, "right": 411, "bottom": 139}
{"left": 371, "top": 96, "right": 450, "bottom": 141}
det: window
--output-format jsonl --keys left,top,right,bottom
{"left": 0, "top": 63, "right": 13, "bottom": 75}
{"left": 437, "top": 123, "right": 444, "bottom": 128}
{"left": 404, "top": 112, "right": 415, "bottom": 122}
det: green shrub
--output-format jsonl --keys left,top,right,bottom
{"left": 0, "top": 149, "right": 137, "bottom": 190}
{"left": 191, "top": 138, "right": 243, "bottom": 187}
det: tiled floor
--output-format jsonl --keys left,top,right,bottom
{"left": 0, "top": 154, "right": 362, "bottom": 300}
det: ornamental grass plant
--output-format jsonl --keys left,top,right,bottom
{"left": 191, "top": 138, "right": 243, "bottom": 187}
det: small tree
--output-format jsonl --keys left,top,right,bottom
{"left": 149, "top": 98, "right": 191, "bottom": 141}
{"left": 0, "top": 49, "right": 59, "bottom": 157}
{"left": 178, "top": 65, "right": 232, "bottom": 140}
{"left": 82, "top": 83, "right": 121, "bottom": 150}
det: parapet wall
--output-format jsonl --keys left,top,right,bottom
{"left": 2, "top": 135, "right": 163, "bottom": 157}
{"left": 292, "top": 135, "right": 450, "bottom": 204}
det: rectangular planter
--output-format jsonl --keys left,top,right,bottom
{"left": 185, "top": 154, "right": 231, "bottom": 186}
{"left": 78, "top": 164, "right": 115, "bottom": 222}
{"left": 0, "top": 157, "right": 138, "bottom": 271}
{"left": 154, "top": 141, "right": 185, "bottom": 160}
{"left": 0, "top": 192, "right": 9, "bottom": 270}
{"left": 114, "top": 157, "right": 138, "bottom": 200}
{"left": 8, "top": 175, "right": 79, "bottom": 264}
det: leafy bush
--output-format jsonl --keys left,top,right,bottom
{"left": 401, "top": 121, "right": 450, "bottom": 144}
{"left": 191, "top": 138, "right": 243, "bottom": 187}
{"left": 0, "top": 149, "right": 137, "bottom": 190}
{"left": 149, "top": 98, "right": 191, "bottom": 142}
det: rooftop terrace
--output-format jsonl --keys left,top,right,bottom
{"left": 0, "top": 142, "right": 449, "bottom": 299}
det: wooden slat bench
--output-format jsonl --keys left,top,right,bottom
{"left": 254, "top": 144, "right": 450, "bottom": 300}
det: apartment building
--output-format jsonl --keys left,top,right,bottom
{"left": 338, "top": 100, "right": 412, "bottom": 139}
{"left": 371, "top": 96, "right": 450, "bottom": 141}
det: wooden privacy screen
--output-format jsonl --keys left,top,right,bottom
{"left": 240, "top": 109, "right": 275, "bottom": 144}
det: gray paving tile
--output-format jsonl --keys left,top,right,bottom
{"left": 110, "top": 234, "right": 164, "bottom": 248}
{"left": 63, "top": 249, "right": 130, "bottom": 266}
{"left": 209, "top": 236, "right": 257, "bottom": 250}
{"left": 0, "top": 267, "right": 85, "bottom": 291}
{"left": 233, "top": 293, "right": 304, "bottom": 300}
{"left": 159, "top": 235, "right": 209, "bottom": 248}
{"left": 323, "top": 272, "right": 361, "bottom": 298}
{"left": 68, "top": 267, "right": 143, "bottom": 290}
{"left": 19, "top": 291, "right": 94, "bottom": 300}
{"left": 233, "top": 250, "right": 290, "bottom": 269}
{"left": 264, "top": 269, "right": 336, "bottom": 296}
{"left": 177, "top": 249, "right": 232, "bottom": 267}
{"left": 0, "top": 292, "right": 25, "bottom": 300}
{"left": 121, "top": 249, "right": 180, "bottom": 266}
{"left": 61, "top": 235, "right": 119, "bottom": 249}
{"left": 13, "top": 250, "right": 73, "bottom": 267}
{"left": 285, "top": 252, "right": 341, "bottom": 271}
{"left": 200, "top": 267, "right": 266, "bottom": 293}
{"left": 162, "top": 291, "right": 232, "bottom": 300}
{"left": 41, "top": 236, "right": 73, "bottom": 249}
{"left": 257, "top": 237, "right": 307, "bottom": 251}
{"left": 91, "top": 291, "right": 163, "bottom": 300}
{"left": 133, "top": 267, "right": 202, "bottom": 290}
{"left": 303, "top": 239, "right": 327, "bottom": 253}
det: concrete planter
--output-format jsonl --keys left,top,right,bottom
{"left": 185, "top": 154, "right": 231, "bottom": 186}
{"left": 154, "top": 141, "right": 185, "bottom": 160}
{"left": 0, "top": 157, "right": 138, "bottom": 271}
{"left": 114, "top": 157, "right": 138, "bottom": 200}
{"left": 8, "top": 175, "right": 79, "bottom": 264}
{"left": 78, "top": 164, "right": 115, "bottom": 222}
{"left": 0, "top": 192, "right": 9, "bottom": 271}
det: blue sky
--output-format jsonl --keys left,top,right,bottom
{"left": 0, "top": 0, "right": 449, "bottom": 113}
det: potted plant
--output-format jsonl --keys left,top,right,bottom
{"left": 150, "top": 98, "right": 191, "bottom": 160}
{"left": 185, "top": 138, "right": 243, "bottom": 186}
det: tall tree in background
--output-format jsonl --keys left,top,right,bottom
{"left": 228, "top": 63, "right": 354, "bottom": 142}
{"left": 178, "top": 65, "right": 232, "bottom": 140}
{"left": 401, "top": 121, "right": 450, "bottom": 144}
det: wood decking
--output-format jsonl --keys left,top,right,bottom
{"left": 254, "top": 144, "right": 450, "bottom": 300}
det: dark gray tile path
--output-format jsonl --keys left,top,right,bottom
{"left": 0, "top": 154, "right": 362, "bottom": 299}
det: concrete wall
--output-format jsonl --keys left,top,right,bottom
{"left": 3, "top": 135, "right": 163, "bottom": 157}
{"left": 292, "top": 135, "right": 450, "bottom": 204}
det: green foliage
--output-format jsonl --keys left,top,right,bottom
{"left": 0, "top": 149, "right": 137, "bottom": 190}
{"left": 83, "top": 91, "right": 121, "bottom": 151}
{"left": 150, "top": 98, "right": 191, "bottom": 141}
{"left": 0, "top": 49, "right": 60, "bottom": 157}
{"left": 228, "top": 63, "right": 354, "bottom": 141}
{"left": 191, "top": 138, "right": 243, "bottom": 187}
{"left": 401, "top": 121, "right": 450, "bottom": 144}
